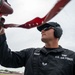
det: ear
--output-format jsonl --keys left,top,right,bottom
{"left": 54, "top": 27, "right": 63, "bottom": 38}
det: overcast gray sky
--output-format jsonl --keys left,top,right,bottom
{"left": 0, "top": 0, "right": 75, "bottom": 73}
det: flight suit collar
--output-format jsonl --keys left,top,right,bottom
{"left": 40, "top": 45, "right": 64, "bottom": 55}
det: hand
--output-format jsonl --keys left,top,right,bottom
{"left": 0, "top": 27, "right": 5, "bottom": 35}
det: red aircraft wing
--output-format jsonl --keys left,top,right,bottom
{"left": 4, "top": 0, "right": 71, "bottom": 29}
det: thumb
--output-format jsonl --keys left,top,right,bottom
{"left": 0, "top": 27, "right": 5, "bottom": 35}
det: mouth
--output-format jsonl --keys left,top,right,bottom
{"left": 42, "top": 33, "right": 46, "bottom": 37}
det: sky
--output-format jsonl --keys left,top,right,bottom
{"left": 0, "top": 0, "right": 75, "bottom": 73}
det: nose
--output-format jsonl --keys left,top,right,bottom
{"left": 41, "top": 29, "right": 45, "bottom": 34}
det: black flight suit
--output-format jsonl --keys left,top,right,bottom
{"left": 0, "top": 34, "right": 75, "bottom": 75}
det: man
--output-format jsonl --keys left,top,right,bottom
{"left": 0, "top": 22, "right": 75, "bottom": 75}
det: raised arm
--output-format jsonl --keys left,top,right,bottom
{"left": 0, "top": 27, "right": 33, "bottom": 68}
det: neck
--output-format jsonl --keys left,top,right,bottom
{"left": 45, "top": 39, "right": 59, "bottom": 48}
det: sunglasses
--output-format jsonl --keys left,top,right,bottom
{"left": 41, "top": 27, "right": 54, "bottom": 31}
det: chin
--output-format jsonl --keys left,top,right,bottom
{"left": 41, "top": 38, "right": 48, "bottom": 43}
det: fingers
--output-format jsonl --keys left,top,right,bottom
{"left": 0, "top": 27, "right": 5, "bottom": 35}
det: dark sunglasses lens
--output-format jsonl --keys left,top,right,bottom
{"left": 43, "top": 28, "right": 49, "bottom": 31}
{"left": 41, "top": 27, "right": 54, "bottom": 31}
{"left": 43, "top": 27, "right": 51, "bottom": 31}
